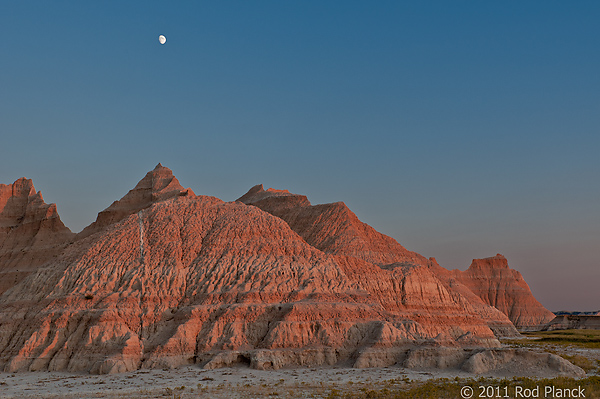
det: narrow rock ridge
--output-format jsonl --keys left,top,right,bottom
{"left": 138, "top": 211, "right": 145, "bottom": 266}
{"left": 237, "top": 184, "right": 302, "bottom": 204}
{"left": 238, "top": 184, "right": 312, "bottom": 213}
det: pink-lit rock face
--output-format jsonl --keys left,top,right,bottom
{"left": 452, "top": 254, "right": 556, "bottom": 329}
{"left": 237, "top": 185, "right": 524, "bottom": 336}
{"left": 0, "top": 167, "right": 555, "bottom": 374}
{"left": 237, "top": 185, "right": 426, "bottom": 267}
{"left": 0, "top": 178, "right": 73, "bottom": 295}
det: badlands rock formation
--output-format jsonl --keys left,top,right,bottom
{"left": 0, "top": 166, "right": 563, "bottom": 376}
{"left": 237, "top": 185, "right": 542, "bottom": 335}
{"left": 238, "top": 184, "right": 426, "bottom": 266}
{"left": 452, "top": 255, "right": 555, "bottom": 329}
{"left": 0, "top": 178, "right": 73, "bottom": 295}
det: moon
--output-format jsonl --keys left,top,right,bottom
{"left": 159, "top": 35, "right": 166, "bottom": 45}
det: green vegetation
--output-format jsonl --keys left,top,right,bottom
{"left": 522, "top": 329, "right": 600, "bottom": 348}
{"left": 560, "top": 354, "right": 598, "bottom": 373}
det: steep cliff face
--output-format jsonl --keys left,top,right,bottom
{"left": 452, "top": 255, "right": 555, "bottom": 329}
{"left": 0, "top": 178, "right": 73, "bottom": 295}
{"left": 0, "top": 170, "right": 525, "bottom": 374}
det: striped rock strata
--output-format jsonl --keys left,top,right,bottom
{"left": 0, "top": 167, "right": 557, "bottom": 375}
{"left": 451, "top": 255, "right": 556, "bottom": 329}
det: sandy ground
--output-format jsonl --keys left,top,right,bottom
{"left": 0, "top": 365, "right": 472, "bottom": 399}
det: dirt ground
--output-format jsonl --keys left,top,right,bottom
{"left": 0, "top": 365, "right": 480, "bottom": 399}
{"left": 2, "top": 343, "right": 598, "bottom": 398}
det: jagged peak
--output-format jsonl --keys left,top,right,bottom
{"left": 124, "top": 164, "right": 189, "bottom": 199}
{"left": 242, "top": 184, "right": 265, "bottom": 199}
{"left": 1, "top": 177, "right": 36, "bottom": 200}
{"left": 0, "top": 177, "right": 71, "bottom": 232}
{"left": 1, "top": 177, "right": 40, "bottom": 211}
{"left": 80, "top": 164, "right": 194, "bottom": 236}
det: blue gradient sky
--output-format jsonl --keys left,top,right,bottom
{"left": 1, "top": 2, "right": 599, "bottom": 311}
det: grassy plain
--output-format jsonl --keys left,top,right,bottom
{"left": 521, "top": 329, "right": 600, "bottom": 348}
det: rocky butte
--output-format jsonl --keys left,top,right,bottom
{"left": 451, "top": 254, "right": 555, "bottom": 330}
{"left": 0, "top": 165, "right": 581, "bottom": 377}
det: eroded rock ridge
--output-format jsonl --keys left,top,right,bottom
{"left": 0, "top": 169, "right": 556, "bottom": 375}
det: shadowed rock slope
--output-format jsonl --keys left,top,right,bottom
{"left": 0, "top": 170, "right": 558, "bottom": 375}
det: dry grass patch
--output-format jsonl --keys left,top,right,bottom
{"left": 327, "top": 377, "right": 600, "bottom": 399}
{"left": 559, "top": 354, "right": 599, "bottom": 373}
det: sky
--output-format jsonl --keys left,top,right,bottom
{"left": 1, "top": 1, "right": 599, "bottom": 311}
